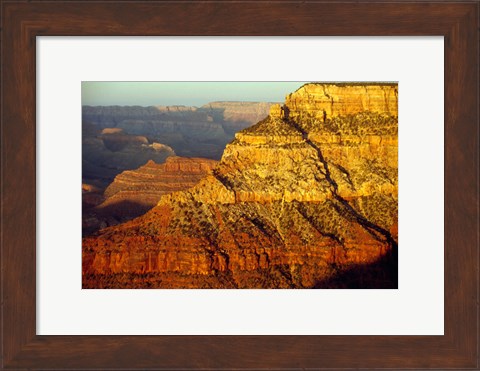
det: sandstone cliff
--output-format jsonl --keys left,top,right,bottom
{"left": 285, "top": 82, "right": 397, "bottom": 121}
{"left": 201, "top": 101, "right": 276, "bottom": 135}
{"left": 83, "top": 83, "right": 398, "bottom": 289}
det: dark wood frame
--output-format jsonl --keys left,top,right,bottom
{"left": 1, "top": 1, "right": 478, "bottom": 369}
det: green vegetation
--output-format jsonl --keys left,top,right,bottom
{"left": 299, "top": 111, "right": 397, "bottom": 136}
{"left": 240, "top": 116, "right": 302, "bottom": 136}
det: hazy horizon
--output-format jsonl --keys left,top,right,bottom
{"left": 82, "top": 82, "right": 307, "bottom": 107}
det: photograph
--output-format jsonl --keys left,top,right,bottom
{"left": 82, "top": 81, "right": 398, "bottom": 289}
{"left": 3, "top": 1, "right": 477, "bottom": 368}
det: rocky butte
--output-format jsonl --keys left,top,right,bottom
{"left": 82, "top": 157, "right": 217, "bottom": 235}
{"left": 83, "top": 83, "right": 398, "bottom": 289}
{"left": 82, "top": 126, "right": 176, "bottom": 182}
{"left": 98, "top": 157, "right": 217, "bottom": 221}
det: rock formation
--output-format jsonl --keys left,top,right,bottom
{"left": 201, "top": 101, "right": 275, "bottom": 135}
{"left": 83, "top": 83, "right": 398, "bottom": 289}
{"left": 97, "top": 157, "right": 217, "bottom": 219}
{"left": 286, "top": 82, "right": 398, "bottom": 121}
{"left": 82, "top": 102, "right": 275, "bottom": 160}
{"left": 82, "top": 127, "right": 175, "bottom": 182}
{"left": 83, "top": 157, "right": 217, "bottom": 235}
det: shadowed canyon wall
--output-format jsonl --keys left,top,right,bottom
{"left": 82, "top": 101, "right": 274, "bottom": 179}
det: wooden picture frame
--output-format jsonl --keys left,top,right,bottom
{"left": 1, "top": 1, "right": 478, "bottom": 369}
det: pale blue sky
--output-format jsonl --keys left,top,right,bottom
{"left": 82, "top": 82, "right": 307, "bottom": 107}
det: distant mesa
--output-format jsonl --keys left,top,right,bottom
{"left": 82, "top": 102, "right": 276, "bottom": 160}
{"left": 82, "top": 127, "right": 176, "bottom": 182}
{"left": 100, "top": 130, "right": 149, "bottom": 152}
{"left": 153, "top": 105, "right": 198, "bottom": 113}
{"left": 100, "top": 127, "right": 123, "bottom": 135}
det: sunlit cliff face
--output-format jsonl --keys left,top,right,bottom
{"left": 83, "top": 83, "right": 398, "bottom": 289}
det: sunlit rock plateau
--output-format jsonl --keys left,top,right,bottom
{"left": 83, "top": 83, "right": 398, "bottom": 289}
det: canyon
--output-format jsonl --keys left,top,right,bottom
{"left": 82, "top": 83, "right": 398, "bottom": 289}
{"left": 82, "top": 101, "right": 273, "bottom": 233}
{"left": 82, "top": 125, "right": 176, "bottom": 184}
{"left": 82, "top": 101, "right": 274, "bottom": 182}
{"left": 83, "top": 156, "right": 217, "bottom": 235}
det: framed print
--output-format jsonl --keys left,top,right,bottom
{"left": 37, "top": 38, "right": 442, "bottom": 337}
{"left": 1, "top": 1, "right": 478, "bottom": 370}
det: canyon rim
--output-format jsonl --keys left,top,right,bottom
{"left": 82, "top": 82, "right": 398, "bottom": 289}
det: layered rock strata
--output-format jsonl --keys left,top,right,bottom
{"left": 82, "top": 128, "right": 175, "bottom": 182}
{"left": 201, "top": 101, "right": 275, "bottom": 135}
{"left": 285, "top": 82, "right": 398, "bottom": 121}
{"left": 97, "top": 157, "right": 217, "bottom": 219}
{"left": 83, "top": 83, "right": 398, "bottom": 289}
{"left": 82, "top": 157, "right": 216, "bottom": 235}
{"left": 83, "top": 102, "right": 275, "bottom": 160}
